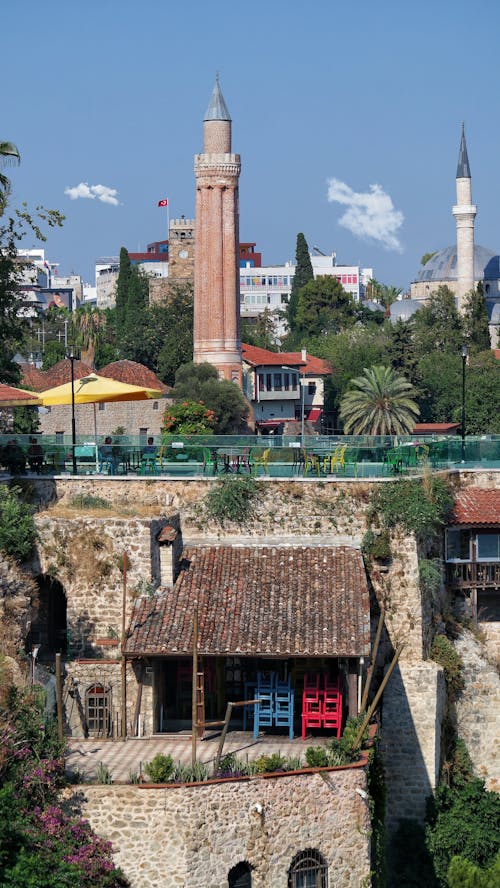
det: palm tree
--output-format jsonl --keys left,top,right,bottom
{"left": 379, "top": 284, "right": 403, "bottom": 318}
{"left": 72, "top": 307, "right": 107, "bottom": 368}
{"left": 0, "top": 141, "right": 21, "bottom": 213}
{"left": 339, "top": 365, "right": 420, "bottom": 435}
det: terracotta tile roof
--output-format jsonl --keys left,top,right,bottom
{"left": 126, "top": 546, "right": 370, "bottom": 658}
{"left": 413, "top": 423, "right": 460, "bottom": 433}
{"left": 98, "top": 360, "right": 171, "bottom": 393}
{"left": 18, "top": 363, "right": 47, "bottom": 392}
{"left": 43, "top": 359, "right": 94, "bottom": 388}
{"left": 242, "top": 344, "right": 331, "bottom": 376}
{"left": 449, "top": 489, "right": 500, "bottom": 526}
{"left": 0, "top": 383, "right": 39, "bottom": 403}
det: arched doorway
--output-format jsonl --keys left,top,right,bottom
{"left": 228, "top": 861, "right": 252, "bottom": 888}
{"left": 28, "top": 575, "right": 67, "bottom": 657}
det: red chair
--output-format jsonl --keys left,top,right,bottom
{"left": 301, "top": 673, "right": 323, "bottom": 740}
{"left": 323, "top": 676, "right": 342, "bottom": 738}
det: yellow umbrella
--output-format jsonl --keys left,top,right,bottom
{"left": 39, "top": 373, "right": 163, "bottom": 474}
{"left": 39, "top": 373, "right": 162, "bottom": 405}
{"left": 0, "top": 383, "right": 42, "bottom": 407}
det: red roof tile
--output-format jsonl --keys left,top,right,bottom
{"left": 18, "top": 364, "right": 47, "bottom": 392}
{"left": 242, "top": 344, "right": 331, "bottom": 376}
{"left": 126, "top": 545, "right": 370, "bottom": 658}
{"left": 0, "top": 383, "right": 40, "bottom": 403}
{"left": 43, "top": 359, "right": 94, "bottom": 388}
{"left": 449, "top": 489, "right": 500, "bottom": 526}
{"left": 413, "top": 423, "right": 460, "bottom": 434}
{"left": 98, "top": 360, "right": 171, "bottom": 394}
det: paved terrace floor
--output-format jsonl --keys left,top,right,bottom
{"left": 66, "top": 732, "right": 331, "bottom": 782}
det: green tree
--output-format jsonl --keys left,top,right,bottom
{"left": 313, "top": 327, "right": 389, "bottom": 429}
{"left": 241, "top": 308, "right": 279, "bottom": 350}
{"left": 72, "top": 306, "right": 107, "bottom": 368}
{"left": 115, "top": 247, "right": 131, "bottom": 338}
{"left": 119, "top": 267, "right": 150, "bottom": 363}
{"left": 447, "top": 850, "right": 500, "bottom": 888}
{"left": 161, "top": 400, "right": 216, "bottom": 435}
{"left": 386, "top": 318, "right": 418, "bottom": 383}
{"left": 464, "top": 351, "right": 500, "bottom": 434}
{"left": 413, "top": 286, "right": 463, "bottom": 356}
{"left": 463, "top": 282, "right": 491, "bottom": 353}
{"left": 416, "top": 352, "right": 462, "bottom": 423}
{"left": 287, "top": 232, "right": 313, "bottom": 331}
{"left": 0, "top": 141, "right": 20, "bottom": 214}
{"left": 295, "top": 275, "right": 357, "bottom": 337}
{"left": 378, "top": 284, "right": 403, "bottom": 318}
{"left": 155, "top": 283, "right": 194, "bottom": 384}
{"left": 41, "top": 339, "right": 67, "bottom": 370}
{"left": 173, "top": 363, "right": 249, "bottom": 434}
{"left": 425, "top": 779, "right": 500, "bottom": 887}
{"left": 339, "top": 365, "right": 420, "bottom": 435}
{"left": 0, "top": 486, "right": 36, "bottom": 561}
{"left": 421, "top": 251, "right": 437, "bottom": 266}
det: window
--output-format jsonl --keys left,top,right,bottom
{"left": 85, "top": 685, "right": 111, "bottom": 737}
{"left": 153, "top": 401, "right": 159, "bottom": 411}
{"left": 274, "top": 373, "right": 282, "bottom": 391}
{"left": 284, "top": 373, "right": 290, "bottom": 391}
{"left": 477, "top": 533, "right": 500, "bottom": 561}
{"left": 266, "top": 374, "right": 272, "bottom": 390}
{"left": 98, "top": 402, "right": 105, "bottom": 411}
{"left": 281, "top": 294, "right": 289, "bottom": 303}
{"left": 288, "top": 849, "right": 328, "bottom": 888}
{"left": 308, "top": 382, "right": 316, "bottom": 396}
{"left": 228, "top": 862, "right": 252, "bottom": 888}
{"left": 446, "top": 528, "right": 471, "bottom": 561}
{"left": 55, "top": 431, "right": 64, "bottom": 443}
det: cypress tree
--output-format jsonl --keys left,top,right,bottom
{"left": 287, "top": 232, "right": 314, "bottom": 331}
{"left": 115, "top": 247, "right": 131, "bottom": 337}
{"left": 463, "top": 282, "right": 491, "bottom": 352}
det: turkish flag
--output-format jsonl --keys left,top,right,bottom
{"left": 158, "top": 198, "right": 168, "bottom": 207}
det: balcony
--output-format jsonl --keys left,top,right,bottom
{"left": 447, "top": 562, "right": 500, "bottom": 590}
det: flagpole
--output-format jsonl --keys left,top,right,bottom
{"left": 167, "top": 200, "right": 170, "bottom": 244}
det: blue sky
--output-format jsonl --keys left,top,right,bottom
{"left": 4, "top": 0, "right": 500, "bottom": 290}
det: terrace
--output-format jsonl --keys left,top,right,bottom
{"left": 1, "top": 433, "right": 500, "bottom": 480}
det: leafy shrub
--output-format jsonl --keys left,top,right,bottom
{"left": 96, "top": 762, "right": 113, "bottom": 784}
{"left": 143, "top": 753, "right": 174, "bottom": 783}
{"left": 171, "top": 761, "right": 209, "bottom": 783}
{"left": 369, "top": 476, "right": 453, "bottom": 539}
{"left": 161, "top": 400, "right": 217, "bottom": 435}
{"left": 362, "top": 529, "right": 392, "bottom": 561}
{"left": 251, "top": 753, "right": 288, "bottom": 773}
{"left": 204, "top": 476, "right": 259, "bottom": 526}
{"left": 430, "top": 635, "right": 465, "bottom": 699}
{"left": 305, "top": 746, "right": 330, "bottom": 768}
{"left": 69, "top": 494, "right": 111, "bottom": 511}
{"left": 425, "top": 779, "right": 500, "bottom": 887}
{"left": 447, "top": 849, "right": 500, "bottom": 888}
{"left": 0, "top": 485, "right": 37, "bottom": 562}
{"left": 419, "top": 558, "right": 442, "bottom": 600}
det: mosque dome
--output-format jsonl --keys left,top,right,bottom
{"left": 389, "top": 299, "right": 422, "bottom": 323}
{"left": 415, "top": 244, "right": 500, "bottom": 283}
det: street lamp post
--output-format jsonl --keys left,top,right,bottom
{"left": 461, "top": 344, "right": 468, "bottom": 464}
{"left": 300, "top": 375, "right": 306, "bottom": 446}
{"left": 67, "top": 349, "right": 77, "bottom": 475}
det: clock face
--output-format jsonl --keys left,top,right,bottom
{"left": 179, "top": 249, "right": 188, "bottom": 259}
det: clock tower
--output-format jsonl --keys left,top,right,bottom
{"left": 193, "top": 76, "right": 242, "bottom": 385}
{"left": 168, "top": 215, "right": 195, "bottom": 283}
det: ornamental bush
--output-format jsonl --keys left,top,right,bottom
{"left": 368, "top": 476, "right": 453, "bottom": 539}
{"left": 161, "top": 400, "right": 217, "bottom": 435}
{"left": 143, "top": 753, "right": 174, "bottom": 783}
{"left": 0, "top": 485, "right": 37, "bottom": 562}
{"left": 204, "top": 476, "right": 259, "bottom": 526}
{"left": 430, "top": 635, "right": 465, "bottom": 700}
{"left": 0, "top": 684, "right": 127, "bottom": 887}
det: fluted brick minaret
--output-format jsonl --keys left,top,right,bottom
{"left": 452, "top": 123, "right": 477, "bottom": 310}
{"left": 193, "top": 76, "right": 242, "bottom": 385}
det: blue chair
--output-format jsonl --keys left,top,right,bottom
{"left": 253, "top": 672, "right": 275, "bottom": 739}
{"left": 274, "top": 675, "right": 294, "bottom": 739}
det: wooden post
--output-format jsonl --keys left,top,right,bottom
{"left": 214, "top": 701, "right": 233, "bottom": 774}
{"left": 361, "top": 607, "right": 385, "bottom": 712}
{"left": 191, "top": 607, "right": 198, "bottom": 767}
{"left": 55, "top": 653, "right": 63, "bottom": 742}
{"left": 121, "top": 552, "right": 128, "bottom": 740}
{"left": 347, "top": 658, "right": 358, "bottom": 718}
{"left": 352, "top": 642, "right": 405, "bottom": 751}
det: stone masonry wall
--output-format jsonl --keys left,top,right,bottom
{"left": 381, "top": 661, "right": 446, "bottom": 833}
{"left": 66, "top": 767, "right": 371, "bottom": 888}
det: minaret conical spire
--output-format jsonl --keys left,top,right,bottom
{"left": 204, "top": 74, "right": 231, "bottom": 122}
{"left": 456, "top": 122, "right": 471, "bottom": 178}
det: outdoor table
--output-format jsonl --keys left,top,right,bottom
{"left": 217, "top": 448, "right": 245, "bottom": 474}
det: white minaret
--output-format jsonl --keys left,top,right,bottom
{"left": 452, "top": 124, "right": 477, "bottom": 311}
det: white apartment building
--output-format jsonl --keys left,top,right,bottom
{"left": 240, "top": 253, "right": 373, "bottom": 340}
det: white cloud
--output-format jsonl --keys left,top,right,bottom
{"left": 64, "top": 182, "right": 120, "bottom": 206}
{"left": 327, "top": 178, "right": 404, "bottom": 252}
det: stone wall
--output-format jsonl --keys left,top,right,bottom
{"left": 64, "top": 659, "right": 153, "bottom": 739}
{"left": 381, "top": 661, "right": 446, "bottom": 832}
{"left": 454, "top": 630, "right": 500, "bottom": 792}
{"left": 37, "top": 398, "right": 170, "bottom": 439}
{"left": 65, "top": 767, "right": 371, "bottom": 888}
